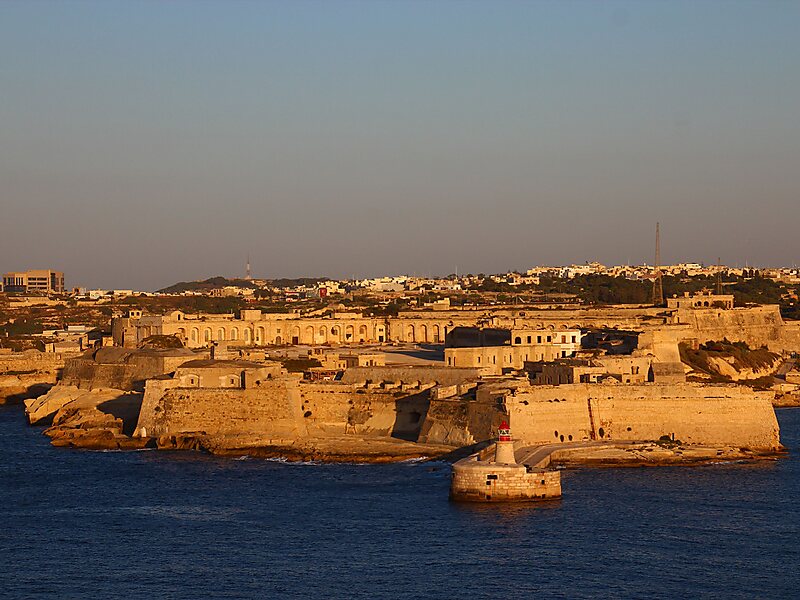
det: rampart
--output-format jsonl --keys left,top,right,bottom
{"left": 135, "top": 377, "right": 305, "bottom": 441}
{"left": 61, "top": 348, "right": 200, "bottom": 391}
{"left": 0, "top": 350, "right": 76, "bottom": 404}
{"left": 422, "top": 381, "right": 780, "bottom": 451}
{"left": 297, "top": 382, "right": 430, "bottom": 440}
{"left": 135, "top": 375, "right": 434, "bottom": 443}
{"left": 339, "top": 366, "right": 485, "bottom": 386}
{"left": 673, "top": 305, "right": 790, "bottom": 351}
{"left": 511, "top": 383, "right": 779, "bottom": 450}
{"left": 0, "top": 350, "right": 73, "bottom": 374}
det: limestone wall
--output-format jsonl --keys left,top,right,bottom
{"left": 506, "top": 383, "right": 779, "bottom": 450}
{"left": 417, "top": 396, "right": 501, "bottom": 447}
{"left": 674, "top": 306, "right": 788, "bottom": 350}
{"left": 339, "top": 366, "right": 485, "bottom": 386}
{"left": 0, "top": 350, "right": 74, "bottom": 404}
{"left": 297, "top": 383, "right": 429, "bottom": 439}
{"left": 135, "top": 378, "right": 305, "bottom": 440}
{"left": 781, "top": 322, "right": 800, "bottom": 351}
{"left": 135, "top": 377, "right": 431, "bottom": 443}
{"left": 0, "top": 350, "right": 73, "bottom": 374}
{"left": 61, "top": 353, "right": 197, "bottom": 391}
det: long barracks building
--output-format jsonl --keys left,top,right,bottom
{"left": 111, "top": 295, "right": 800, "bottom": 355}
{"left": 112, "top": 306, "right": 666, "bottom": 349}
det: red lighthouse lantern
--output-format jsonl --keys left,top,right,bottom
{"left": 498, "top": 420, "right": 511, "bottom": 442}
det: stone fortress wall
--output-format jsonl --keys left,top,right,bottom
{"left": 670, "top": 305, "right": 794, "bottom": 351}
{"left": 27, "top": 293, "right": 796, "bottom": 458}
{"left": 0, "top": 350, "right": 74, "bottom": 374}
{"left": 61, "top": 347, "right": 200, "bottom": 391}
{"left": 339, "top": 365, "right": 487, "bottom": 386}
{"left": 0, "top": 349, "right": 76, "bottom": 404}
{"left": 507, "top": 383, "right": 780, "bottom": 450}
{"left": 420, "top": 381, "right": 780, "bottom": 452}
{"left": 136, "top": 378, "right": 306, "bottom": 442}
{"left": 132, "top": 373, "right": 780, "bottom": 460}
{"left": 135, "top": 376, "right": 434, "bottom": 443}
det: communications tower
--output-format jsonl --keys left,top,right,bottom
{"left": 652, "top": 222, "right": 664, "bottom": 307}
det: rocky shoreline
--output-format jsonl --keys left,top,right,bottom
{"left": 548, "top": 442, "right": 786, "bottom": 468}
{"left": 773, "top": 394, "right": 800, "bottom": 408}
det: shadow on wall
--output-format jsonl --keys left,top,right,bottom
{"left": 97, "top": 393, "right": 144, "bottom": 437}
{"left": 386, "top": 344, "right": 445, "bottom": 362}
{"left": 391, "top": 389, "right": 432, "bottom": 442}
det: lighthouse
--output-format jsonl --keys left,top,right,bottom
{"left": 494, "top": 420, "right": 516, "bottom": 464}
{"left": 450, "top": 417, "right": 562, "bottom": 502}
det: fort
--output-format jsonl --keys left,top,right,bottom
{"left": 9, "top": 291, "right": 798, "bottom": 500}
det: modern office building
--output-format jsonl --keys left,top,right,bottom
{"left": 2, "top": 270, "right": 65, "bottom": 294}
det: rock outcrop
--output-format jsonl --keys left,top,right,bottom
{"left": 27, "top": 386, "right": 148, "bottom": 449}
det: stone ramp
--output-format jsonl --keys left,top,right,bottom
{"left": 516, "top": 441, "right": 635, "bottom": 469}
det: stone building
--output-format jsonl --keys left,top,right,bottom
{"left": 531, "top": 354, "right": 654, "bottom": 385}
{"left": 444, "top": 326, "right": 583, "bottom": 374}
{"left": 667, "top": 291, "right": 734, "bottom": 310}
{"left": 172, "top": 359, "right": 282, "bottom": 389}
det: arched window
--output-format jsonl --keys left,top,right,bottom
{"left": 204, "top": 329, "right": 212, "bottom": 343}
{"left": 217, "top": 328, "right": 226, "bottom": 341}
{"left": 514, "top": 337, "right": 522, "bottom": 345}
{"left": 230, "top": 327, "right": 239, "bottom": 341}
{"left": 244, "top": 328, "right": 251, "bottom": 343}
{"left": 191, "top": 328, "right": 199, "bottom": 343}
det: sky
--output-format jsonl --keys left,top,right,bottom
{"left": 1, "top": 0, "right": 799, "bottom": 290}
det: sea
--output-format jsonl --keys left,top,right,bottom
{"left": 1, "top": 406, "right": 798, "bottom": 599}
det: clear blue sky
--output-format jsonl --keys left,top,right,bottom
{"left": 1, "top": 0, "right": 798, "bottom": 290}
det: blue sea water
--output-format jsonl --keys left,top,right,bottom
{"left": 1, "top": 407, "right": 798, "bottom": 600}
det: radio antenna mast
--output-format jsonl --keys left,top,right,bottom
{"left": 652, "top": 222, "right": 664, "bottom": 307}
